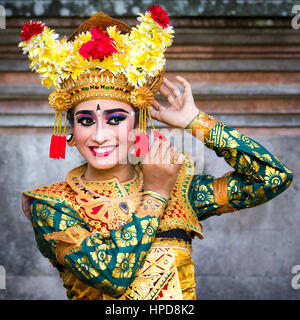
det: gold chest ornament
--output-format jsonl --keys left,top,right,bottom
{"left": 65, "top": 153, "right": 203, "bottom": 238}
{"left": 66, "top": 164, "right": 143, "bottom": 232}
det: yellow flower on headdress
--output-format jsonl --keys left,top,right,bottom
{"left": 19, "top": 5, "right": 174, "bottom": 91}
{"left": 126, "top": 68, "right": 147, "bottom": 87}
{"left": 74, "top": 31, "right": 92, "bottom": 44}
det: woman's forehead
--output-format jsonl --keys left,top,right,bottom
{"left": 75, "top": 99, "right": 133, "bottom": 112}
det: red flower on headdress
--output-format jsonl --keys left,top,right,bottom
{"left": 79, "top": 27, "right": 117, "bottom": 60}
{"left": 147, "top": 5, "right": 170, "bottom": 28}
{"left": 20, "top": 21, "right": 45, "bottom": 42}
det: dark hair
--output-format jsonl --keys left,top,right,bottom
{"left": 67, "top": 104, "right": 140, "bottom": 128}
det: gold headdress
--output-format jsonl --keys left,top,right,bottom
{"left": 19, "top": 5, "right": 174, "bottom": 159}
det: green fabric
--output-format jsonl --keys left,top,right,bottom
{"left": 188, "top": 122, "right": 293, "bottom": 220}
{"left": 30, "top": 198, "right": 160, "bottom": 297}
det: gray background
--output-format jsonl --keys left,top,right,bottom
{"left": 0, "top": 0, "right": 299, "bottom": 300}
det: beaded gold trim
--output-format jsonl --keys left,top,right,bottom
{"left": 160, "top": 152, "right": 204, "bottom": 239}
{"left": 61, "top": 70, "right": 133, "bottom": 107}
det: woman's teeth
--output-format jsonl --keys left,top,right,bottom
{"left": 92, "top": 146, "right": 115, "bottom": 153}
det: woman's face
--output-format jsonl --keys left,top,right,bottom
{"left": 73, "top": 99, "right": 136, "bottom": 171}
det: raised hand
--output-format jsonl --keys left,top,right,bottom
{"left": 142, "top": 139, "right": 185, "bottom": 200}
{"left": 149, "top": 76, "right": 199, "bottom": 129}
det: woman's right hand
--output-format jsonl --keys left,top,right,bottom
{"left": 142, "top": 139, "right": 185, "bottom": 200}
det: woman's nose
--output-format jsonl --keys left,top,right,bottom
{"left": 92, "top": 122, "right": 112, "bottom": 144}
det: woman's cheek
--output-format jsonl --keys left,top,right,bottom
{"left": 120, "top": 119, "right": 135, "bottom": 145}
{"left": 73, "top": 124, "right": 90, "bottom": 147}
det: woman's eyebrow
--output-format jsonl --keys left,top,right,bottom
{"left": 75, "top": 110, "right": 94, "bottom": 116}
{"left": 103, "top": 108, "right": 129, "bottom": 115}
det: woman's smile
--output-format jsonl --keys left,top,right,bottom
{"left": 89, "top": 145, "right": 118, "bottom": 157}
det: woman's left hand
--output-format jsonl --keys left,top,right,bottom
{"left": 149, "top": 76, "right": 199, "bottom": 128}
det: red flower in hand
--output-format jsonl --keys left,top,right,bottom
{"left": 79, "top": 27, "right": 117, "bottom": 60}
{"left": 20, "top": 21, "right": 45, "bottom": 42}
{"left": 147, "top": 5, "right": 170, "bottom": 28}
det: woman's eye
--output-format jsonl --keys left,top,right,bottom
{"left": 76, "top": 117, "right": 95, "bottom": 126}
{"left": 107, "top": 115, "right": 126, "bottom": 125}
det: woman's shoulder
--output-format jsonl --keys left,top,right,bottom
{"left": 22, "top": 180, "right": 77, "bottom": 220}
{"left": 23, "top": 180, "right": 75, "bottom": 200}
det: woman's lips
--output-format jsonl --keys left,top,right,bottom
{"left": 89, "top": 146, "right": 117, "bottom": 157}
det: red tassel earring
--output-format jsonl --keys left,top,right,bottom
{"left": 130, "top": 88, "right": 156, "bottom": 157}
{"left": 48, "top": 90, "right": 72, "bottom": 160}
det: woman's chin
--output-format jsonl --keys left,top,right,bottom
{"left": 86, "top": 155, "right": 129, "bottom": 170}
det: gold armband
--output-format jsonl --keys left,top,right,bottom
{"left": 212, "top": 172, "right": 235, "bottom": 214}
{"left": 186, "top": 111, "right": 218, "bottom": 138}
{"left": 45, "top": 227, "right": 91, "bottom": 266}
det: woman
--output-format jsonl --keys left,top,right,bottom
{"left": 20, "top": 6, "right": 293, "bottom": 300}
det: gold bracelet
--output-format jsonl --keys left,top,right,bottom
{"left": 136, "top": 194, "right": 166, "bottom": 218}
{"left": 142, "top": 190, "right": 168, "bottom": 208}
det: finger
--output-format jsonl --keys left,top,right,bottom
{"left": 162, "top": 142, "right": 178, "bottom": 165}
{"left": 156, "top": 139, "right": 171, "bottom": 164}
{"left": 152, "top": 99, "right": 167, "bottom": 112}
{"left": 166, "top": 146, "right": 177, "bottom": 164}
{"left": 175, "top": 76, "right": 192, "bottom": 94}
{"left": 149, "top": 139, "right": 161, "bottom": 156}
{"left": 159, "top": 85, "right": 175, "bottom": 104}
{"left": 174, "top": 152, "right": 185, "bottom": 165}
{"left": 152, "top": 139, "right": 166, "bottom": 164}
{"left": 163, "top": 77, "right": 181, "bottom": 97}
{"left": 161, "top": 140, "right": 173, "bottom": 163}
{"left": 148, "top": 106, "right": 161, "bottom": 121}
{"left": 160, "top": 88, "right": 175, "bottom": 105}
{"left": 144, "top": 139, "right": 160, "bottom": 164}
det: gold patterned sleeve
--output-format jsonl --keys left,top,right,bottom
{"left": 29, "top": 193, "right": 167, "bottom": 298}
{"left": 186, "top": 111, "right": 293, "bottom": 220}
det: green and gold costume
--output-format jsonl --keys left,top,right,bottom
{"left": 22, "top": 112, "right": 293, "bottom": 300}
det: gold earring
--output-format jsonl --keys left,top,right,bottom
{"left": 67, "top": 133, "right": 75, "bottom": 146}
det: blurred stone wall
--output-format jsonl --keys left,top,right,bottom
{"left": 0, "top": 0, "right": 299, "bottom": 300}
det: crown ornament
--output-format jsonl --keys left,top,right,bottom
{"left": 19, "top": 5, "right": 174, "bottom": 159}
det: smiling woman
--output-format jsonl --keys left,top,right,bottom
{"left": 19, "top": 5, "right": 293, "bottom": 300}
{"left": 71, "top": 99, "right": 136, "bottom": 175}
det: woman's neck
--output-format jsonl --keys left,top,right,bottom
{"left": 83, "top": 163, "right": 136, "bottom": 183}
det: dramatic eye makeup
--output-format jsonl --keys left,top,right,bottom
{"left": 75, "top": 108, "right": 131, "bottom": 126}
{"left": 75, "top": 110, "right": 96, "bottom": 126}
{"left": 104, "top": 108, "right": 130, "bottom": 125}
{"left": 105, "top": 112, "right": 127, "bottom": 125}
